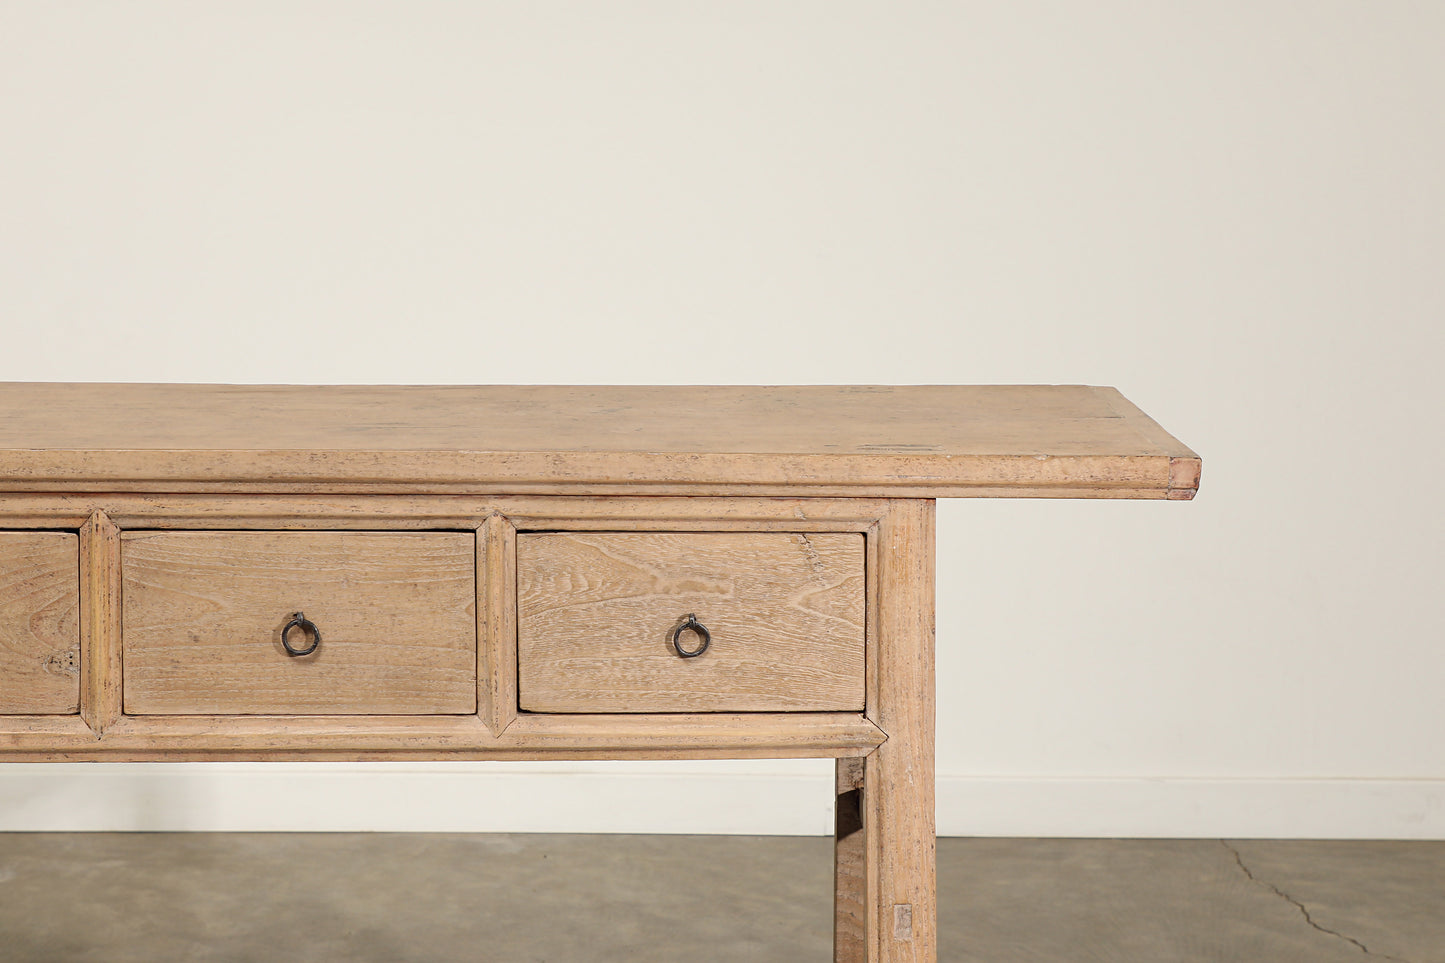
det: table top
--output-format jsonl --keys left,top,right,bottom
{"left": 0, "top": 383, "right": 1199, "bottom": 498}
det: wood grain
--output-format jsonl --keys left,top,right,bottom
{"left": 0, "top": 532, "right": 79, "bottom": 714}
{"left": 480, "top": 514, "right": 518, "bottom": 735}
{"left": 79, "top": 512, "right": 122, "bottom": 733}
{"left": 122, "top": 531, "right": 477, "bottom": 715}
{"left": 0, "top": 384, "right": 1200, "bottom": 498}
{"left": 0, "top": 493, "right": 891, "bottom": 530}
{"left": 867, "top": 500, "right": 937, "bottom": 962}
{"left": 517, "top": 532, "right": 865, "bottom": 712}
{"left": 835, "top": 755, "right": 869, "bottom": 962}
{"left": 0, "top": 711, "right": 885, "bottom": 760}
{"left": 0, "top": 385, "right": 1204, "bottom": 961}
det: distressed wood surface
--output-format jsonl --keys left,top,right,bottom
{"left": 0, "top": 711, "right": 885, "bottom": 760}
{"left": 0, "top": 493, "right": 891, "bottom": 530}
{"left": 517, "top": 532, "right": 865, "bottom": 712}
{"left": 480, "top": 514, "right": 518, "bottom": 735}
{"left": 867, "top": 500, "right": 938, "bottom": 962}
{"left": 835, "top": 755, "right": 869, "bottom": 962}
{"left": 122, "top": 531, "right": 477, "bottom": 715}
{"left": 0, "top": 384, "right": 1200, "bottom": 498}
{"left": 79, "top": 512, "right": 122, "bottom": 733}
{"left": 0, "top": 386, "right": 1204, "bottom": 960}
{"left": 0, "top": 532, "right": 80, "bottom": 714}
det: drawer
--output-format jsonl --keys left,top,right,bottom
{"left": 517, "top": 532, "right": 865, "bottom": 712}
{"left": 0, "top": 532, "right": 80, "bottom": 714}
{"left": 122, "top": 531, "right": 477, "bottom": 715}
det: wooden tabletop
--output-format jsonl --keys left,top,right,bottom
{"left": 0, "top": 383, "right": 1199, "bottom": 498}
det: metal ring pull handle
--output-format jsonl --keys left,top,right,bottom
{"left": 281, "top": 612, "right": 321, "bottom": 657}
{"left": 672, "top": 613, "right": 710, "bottom": 659}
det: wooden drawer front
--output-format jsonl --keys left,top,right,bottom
{"left": 517, "top": 532, "right": 865, "bottom": 713}
{"left": 122, "top": 532, "right": 477, "bottom": 715}
{"left": 0, "top": 533, "right": 80, "bottom": 714}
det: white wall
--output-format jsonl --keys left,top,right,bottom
{"left": 1, "top": 2, "right": 1441, "bottom": 838}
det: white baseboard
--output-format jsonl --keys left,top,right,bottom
{"left": 3, "top": 766, "right": 1443, "bottom": 838}
{"left": 936, "top": 776, "right": 1445, "bottom": 839}
{"left": 0, "top": 762, "right": 837, "bottom": 835}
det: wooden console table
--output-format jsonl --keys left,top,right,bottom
{"left": 0, "top": 383, "right": 1199, "bottom": 961}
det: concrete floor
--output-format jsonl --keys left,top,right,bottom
{"left": 0, "top": 835, "right": 1440, "bottom": 962}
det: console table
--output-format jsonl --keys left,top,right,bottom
{"left": 0, "top": 383, "right": 1199, "bottom": 962}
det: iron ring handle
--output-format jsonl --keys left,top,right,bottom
{"left": 281, "top": 612, "right": 321, "bottom": 657}
{"left": 672, "top": 613, "right": 710, "bottom": 659}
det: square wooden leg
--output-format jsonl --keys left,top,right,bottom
{"left": 835, "top": 499, "right": 937, "bottom": 962}
{"left": 863, "top": 716, "right": 937, "bottom": 962}
{"left": 835, "top": 756, "right": 868, "bottom": 961}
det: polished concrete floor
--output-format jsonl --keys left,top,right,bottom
{"left": 0, "top": 834, "right": 1440, "bottom": 961}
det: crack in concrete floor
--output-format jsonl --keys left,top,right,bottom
{"left": 1222, "top": 840, "right": 1411, "bottom": 963}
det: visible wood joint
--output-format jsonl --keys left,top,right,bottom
{"left": 480, "top": 513, "right": 518, "bottom": 736}
{"left": 1169, "top": 455, "right": 1202, "bottom": 498}
{"left": 836, "top": 787, "right": 863, "bottom": 842}
{"left": 838, "top": 754, "right": 866, "bottom": 792}
{"left": 79, "top": 510, "right": 122, "bottom": 737}
{"left": 892, "top": 904, "right": 914, "bottom": 942}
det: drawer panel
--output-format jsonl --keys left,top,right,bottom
{"left": 0, "top": 532, "right": 80, "bottom": 714}
{"left": 122, "top": 532, "right": 476, "bottom": 715}
{"left": 518, "top": 532, "right": 865, "bottom": 712}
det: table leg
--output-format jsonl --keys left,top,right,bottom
{"left": 835, "top": 756, "right": 868, "bottom": 961}
{"left": 867, "top": 498, "right": 937, "bottom": 962}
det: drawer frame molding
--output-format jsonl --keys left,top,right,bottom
{"left": 79, "top": 510, "right": 122, "bottom": 736}
{"left": 1, "top": 494, "right": 893, "bottom": 761}
{"left": 0, "top": 493, "right": 934, "bottom": 962}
